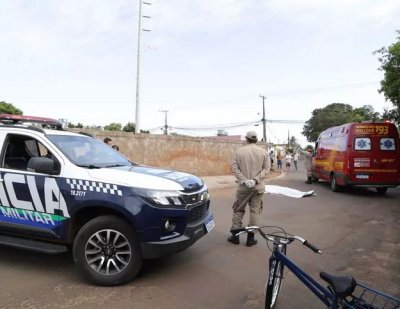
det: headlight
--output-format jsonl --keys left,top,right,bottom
{"left": 132, "top": 188, "right": 183, "bottom": 206}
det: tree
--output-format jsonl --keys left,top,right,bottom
{"left": 302, "top": 103, "right": 381, "bottom": 142}
{"left": 302, "top": 103, "right": 354, "bottom": 142}
{"left": 0, "top": 101, "right": 23, "bottom": 115}
{"left": 68, "top": 122, "right": 84, "bottom": 129}
{"left": 287, "top": 136, "right": 301, "bottom": 153}
{"left": 351, "top": 105, "right": 380, "bottom": 122}
{"left": 104, "top": 122, "right": 122, "bottom": 131}
{"left": 374, "top": 30, "right": 400, "bottom": 125}
{"left": 123, "top": 122, "right": 135, "bottom": 133}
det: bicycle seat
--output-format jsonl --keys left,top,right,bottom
{"left": 320, "top": 272, "right": 356, "bottom": 298}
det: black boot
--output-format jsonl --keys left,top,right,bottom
{"left": 228, "top": 234, "right": 240, "bottom": 245}
{"left": 246, "top": 232, "right": 257, "bottom": 247}
{"left": 305, "top": 177, "right": 312, "bottom": 184}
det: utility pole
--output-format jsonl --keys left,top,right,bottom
{"left": 135, "top": 1, "right": 151, "bottom": 134}
{"left": 259, "top": 95, "right": 267, "bottom": 143}
{"left": 159, "top": 110, "right": 169, "bottom": 135}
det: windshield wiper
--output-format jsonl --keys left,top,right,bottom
{"left": 103, "top": 163, "right": 129, "bottom": 168}
{"left": 76, "top": 164, "right": 102, "bottom": 169}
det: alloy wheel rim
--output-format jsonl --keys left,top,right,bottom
{"left": 85, "top": 229, "right": 132, "bottom": 275}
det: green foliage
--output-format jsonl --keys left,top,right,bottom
{"left": 140, "top": 129, "right": 150, "bottom": 134}
{"left": 287, "top": 136, "right": 301, "bottom": 153}
{"left": 302, "top": 103, "right": 381, "bottom": 142}
{"left": 123, "top": 122, "right": 135, "bottom": 133}
{"left": 0, "top": 101, "right": 23, "bottom": 115}
{"left": 85, "top": 125, "right": 102, "bottom": 129}
{"left": 374, "top": 30, "right": 400, "bottom": 124}
{"left": 68, "top": 122, "right": 84, "bottom": 128}
{"left": 104, "top": 123, "right": 122, "bottom": 131}
{"left": 352, "top": 105, "right": 380, "bottom": 122}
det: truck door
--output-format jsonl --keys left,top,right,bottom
{"left": 0, "top": 133, "right": 67, "bottom": 240}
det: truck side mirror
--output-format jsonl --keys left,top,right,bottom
{"left": 27, "top": 157, "right": 56, "bottom": 175}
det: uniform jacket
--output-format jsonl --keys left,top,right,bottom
{"left": 232, "top": 143, "right": 270, "bottom": 192}
{"left": 300, "top": 150, "right": 313, "bottom": 170}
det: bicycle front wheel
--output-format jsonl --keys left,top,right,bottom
{"left": 265, "top": 245, "right": 286, "bottom": 309}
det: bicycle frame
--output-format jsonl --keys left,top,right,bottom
{"left": 272, "top": 250, "right": 337, "bottom": 308}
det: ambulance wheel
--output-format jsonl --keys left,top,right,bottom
{"left": 73, "top": 215, "right": 143, "bottom": 286}
{"left": 376, "top": 187, "right": 388, "bottom": 195}
{"left": 330, "top": 174, "right": 341, "bottom": 192}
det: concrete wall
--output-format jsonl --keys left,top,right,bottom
{"left": 71, "top": 130, "right": 253, "bottom": 176}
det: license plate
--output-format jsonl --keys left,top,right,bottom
{"left": 205, "top": 217, "right": 215, "bottom": 233}
{"left": 356, "top": 174, "right": 369, "bottom": 179}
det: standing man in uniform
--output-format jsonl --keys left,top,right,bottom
{"left": 300, "top": 147, "right": 314, "bottom": 184}
{"left": 228, "top": 131, "right": 270, "bottom": 247}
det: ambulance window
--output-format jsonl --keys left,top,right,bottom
{"left": 380, "top": 138, "right": 396, "bottom": 151}
{"left": 354, "top": 137, "right": 371, "bottom": 151}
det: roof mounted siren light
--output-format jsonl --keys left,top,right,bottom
{"left": 0, "top": 114, "right": 63, "bottom": 130}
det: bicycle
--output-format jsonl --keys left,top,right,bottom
{"left": 232, "top": 226, "right": 400, "bottom": 309}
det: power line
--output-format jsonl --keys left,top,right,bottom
{"left": 166, "top": 118, "right": 305, "bottom": 131}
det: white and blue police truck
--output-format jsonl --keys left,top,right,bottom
{"left": 0, "top": 122, "right": 214, "bottom": 286}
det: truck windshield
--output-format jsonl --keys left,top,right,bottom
{"left": 47, "top": 134, "right": 131, "bottom": 168}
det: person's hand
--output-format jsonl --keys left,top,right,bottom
{"left": 244, "top": 179, "right": 256, "bottom": 189}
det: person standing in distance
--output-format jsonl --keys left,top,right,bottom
{"left": 293, "top": 152, "right": 299, "bottom": 171}
{"left": 228, "top": 131, "right": 270, "bottom": 247}
{"left": 103, "top": 137, "right": 112, "bottom": 145}
{"left": 300, "top": 147, "right": 314, "bottom": 184}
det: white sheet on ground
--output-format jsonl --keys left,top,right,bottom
{"left": 265, "top": 185, "right": 315, "bottom": 198}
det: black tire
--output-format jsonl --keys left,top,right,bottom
{"left": 376, "top": 187, "right": 388, "bottom": 195}
{"left": 73, "top": 215, "right": 143, "bottom": 286}
{"left": 330, "top": 174, "right": 341, "bottom": 192}
{"left": 265, "top": 244, "right": 286, "bottom": 309}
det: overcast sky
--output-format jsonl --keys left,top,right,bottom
{"left": 1, "top": 0, "right": 399, "bottom": 146}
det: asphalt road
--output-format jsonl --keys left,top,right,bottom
{"left": 0, "top": 170, "right": 399, "bottom": 309}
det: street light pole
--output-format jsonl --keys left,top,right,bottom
{"left": 259, "top": 95, "right": 267, "bottom": 143}
{"left": 159, "top": 110, "right": 169, "bottom": 135}
{"left": 135, "top": 0, "right": 143, "bottom": 134}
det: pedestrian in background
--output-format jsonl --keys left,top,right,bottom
{"left": 277, "top": 152, "right": 283, "bottom": 170}
{"left": 285, "top": 153, "right": 292, "bottom": 170}
{"left": 293, "top": 152, "right": 299, "bottom": 171}
{"left": 112, "top": 144, "right": 120, "bottom": 151}
{"left": 300, "top": 147, "right": 314, "bottom": 184}
{"left": 104, "top": 137, "right": 112, "bottom": 145}
{"left": 269, "top": 150, "right": 274, "bottom": 170}
{"left": 228, "top": 131, "right": 270, "bottom": 247}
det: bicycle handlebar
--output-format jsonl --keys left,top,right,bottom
{"left": 231, "top": 226, "right": 322, "bottom": 254}
{"left": 303, "top": 240, "right": 322, "bottom": 254}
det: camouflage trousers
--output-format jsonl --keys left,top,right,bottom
{"left": 231, "top": 190, "right": 264, "bottom": 230}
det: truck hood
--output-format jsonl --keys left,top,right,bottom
{"left": 87, "top": 165, "right": 204, "bottom": 191}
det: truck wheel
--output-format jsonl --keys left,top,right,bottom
{"left": 73, "top": 215, "right": 142, "bottom": 286}
{"left": 330, "top": 174, "right": 341, "bottom": 192}
{"left": 376, "top": 187, "right": 388, "bottom": 195}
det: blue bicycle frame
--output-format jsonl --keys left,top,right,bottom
{"left": 272, "top": 250, "right": 337, "bottom": 308}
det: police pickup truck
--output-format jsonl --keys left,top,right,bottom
{"left": 0, "top": 120, "right": 214, "bottom": 286}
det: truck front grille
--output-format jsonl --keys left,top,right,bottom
{"left": 187, "top": 203, "right": 209, "bottom": 224}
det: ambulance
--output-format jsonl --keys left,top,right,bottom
{"left": 0, "top": 115, "right": 214, "bottom": 285}
{"left": 312, "top": 121, "right": 400, "bottom": 194}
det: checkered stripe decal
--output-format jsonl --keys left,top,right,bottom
{"left": 66, "top": 179, "right": 123, "bottom": 196}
